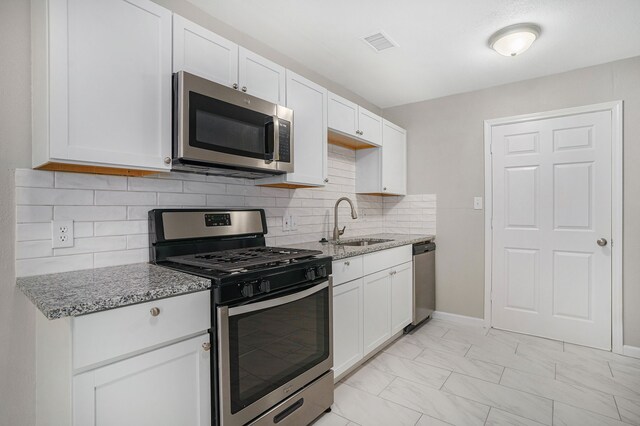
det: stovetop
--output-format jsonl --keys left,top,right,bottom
{"left": 166, "top": 246, "right": 323, "bottom": 275}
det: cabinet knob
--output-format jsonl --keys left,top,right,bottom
{"left": 242, "top": 86, "right": 247, "bottom": 92}
{"left": 163, "top": 157, "right": 171, "bottom": 165}
{"left": 597, "top": 238, "right": 608, "bottom": 247}
{"left": 202, "top": 342, "right": 212, "bottom": 351}
{"left": 383, "top": 187, "right": 387, "bottom": 191}
{"left": 150, "top": 307, "right": 160, "bottom": 317}
{"left": 233, "top": 83, "right": 239, "bottom": 89}
{"left": 344, "top": 261, "right": 350, "bottom": 266}
{"left": 324, "top": 178, "right": 329, "bottom": 183}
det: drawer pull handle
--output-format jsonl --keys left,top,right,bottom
{"left": 344, "top": 261, "right": 350, "bottom": 266}
{"left": 202, "top": 342, "right": 212, "bottom": 351}
{"left": 150, "top": 307, "right": 161, "bottom": 317}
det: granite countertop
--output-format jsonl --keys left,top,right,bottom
{"left": 288, "top": 233, "right": 435, "bottom": 261}
{"left": 16, "top": 263, "right": 211, "bottom": 320}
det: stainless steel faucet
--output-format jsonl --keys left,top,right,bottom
{"left": 333, "top": 197, "right": 358, "bottom": 241}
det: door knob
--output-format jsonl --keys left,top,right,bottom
{"left": 597, "top": 238, "right": 608, "bottom": 247}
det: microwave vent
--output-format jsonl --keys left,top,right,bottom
{"left": 362, "top": 31, "right": 397, "bottom": 52}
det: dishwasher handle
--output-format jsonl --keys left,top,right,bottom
{"left": 413, "top": 242, "right": 436, "bottom": 255}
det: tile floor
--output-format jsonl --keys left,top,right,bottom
{"left": 312, "top": 319, "right": 640, "bottom": 426}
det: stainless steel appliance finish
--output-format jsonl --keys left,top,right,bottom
{"left": 160, "top": 210, "right": 265, "bottom": 241}
{"left": 249, "top": 371, "right": 334, "bottom": 426}
{"left": 217, "top": 280, "right": 333, "bottom": 426}
{"left": 173, "top": 71, "right": 294, "bottom": 177}
{"left": 411, "top": 242, "right": 436, "bottom": 327}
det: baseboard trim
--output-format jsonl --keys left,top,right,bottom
{"left": 623, "top": 345, "right": 640, "bottom": 359}
{"left": 431, "top": 311, "right": 485, "bottom": 327}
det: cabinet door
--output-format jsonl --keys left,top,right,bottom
{"left": 173, "top": 14, "right": 239, "bottom": 88}
{"left": 73, "top": 335, "right": 211, "bottom": 426}
{"left": 238, "top": 47, "right": 286, "bottom": 104}
{"left": 391, "top": 262, "right": 413, "bottom": 335}
{"left": 333, "top": 279, "right": 363, "bottom": 379}
{"left": 381, "top": 120, "right": 407, "bottom": 195}
{"left": 357, "top": 107, "right": 383, "bottom": 147}
{"left": 49, "top": 0, "right": 172, "bottom": 171}
{"left": 328, "top": 92, "right": 358, "bottom": 138}
{"left": 363, "top": 270, "right": 391, "bottom": 356}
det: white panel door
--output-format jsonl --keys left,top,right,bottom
{"left": 333, "top": 279, "right": 363, "bottom": 378}
{"left": 73, "top": 335, "right": 211, "bottom": 426}
{"left": 381, "top": 120, "right": 407, "bottom": 195}
{"left": 363, "top": 269, "right": 391, "bottom": 355}
{"left": 491, "top": 110, "right": 612, "bottom": 349}
{"left": 328, "top": 92, "right": 358, "bottom": 138}
{"left": 50, "top": 0, "right": 172, "bottom": 170}
{"left": 390, "top": 262, "right": 413, "bottom": 335}
{"left": 238, "top": 47, "right": 286, "bottom": 105}
{"left": 358, "top": 107, "right": 383, "bottom": 147}
{"left": 172, "top": 14, "right": 239, "bottom": 88}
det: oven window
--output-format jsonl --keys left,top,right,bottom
{"left": 189, "top": 92, "right": 274, "bottom": 160}
{"left": 227, "top": 287, "right": 330, "bottom": 414}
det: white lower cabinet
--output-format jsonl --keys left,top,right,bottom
{"left": 74, "top": 334, "right": 211, "bottom": 426}
{"left": 332, "top": 247, "right": 413, "bottom": 380}
{"left": 363, "top": 270, "right": 392, "bottom": 355}
{"left": 332, "top": 279, "right": 363, "bottom": 378}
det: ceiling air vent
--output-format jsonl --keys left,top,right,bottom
{"left": 362, "top": 31, "right": 397, "bottom": 52}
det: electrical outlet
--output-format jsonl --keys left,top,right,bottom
{"left": 282, "top": 215, "right": 291, "bottom": 232}
{"left": 474, "top": 197, "right": 483, "bottom": 210}
{"left": 52, "top": 220, "right": 74, "bottom": 248}
{"left": 290, "top": 215, "right": 297, "bottom": 231}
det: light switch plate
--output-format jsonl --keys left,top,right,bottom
{"left": 473, "top": 197, "right": 483, "bottom": 210}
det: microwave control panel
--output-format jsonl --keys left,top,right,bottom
{"left": 278, "top": 120, "right": 291, "bottom": 163}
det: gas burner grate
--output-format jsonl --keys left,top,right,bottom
{"left": 166, "top": 246, "right": 323, "bottom": 273}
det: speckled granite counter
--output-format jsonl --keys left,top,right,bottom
{"left": 288, "top": 233, "right": 435, "bottom": 261}
{"left": 17, "top": 263, "right": 211, "bottom": 320}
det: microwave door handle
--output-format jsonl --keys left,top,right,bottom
{"left": 271, "top": 115, "right": 280, "bottom": 163}
{"left": 227, "top": 281, "right": 328, "bottom": 317}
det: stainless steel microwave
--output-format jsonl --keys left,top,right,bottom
{"left": 172, "top": 71, "right": 294, "bottom": 177}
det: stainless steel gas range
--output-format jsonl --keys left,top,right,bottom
{"left": 149, "top": 209, "right": 334, "bottom": 426}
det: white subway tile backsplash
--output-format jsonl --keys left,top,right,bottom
{"left": 157, "top": 192, "right": 206, "bottom": 206}
{"left": 14, "top": 145, "right": 435, "bottom": 277}
{"left": 55, "top": 172, "right": 127, "bottom": 190}
{"left": 15, "top": 169, "right": 54, "bottom": 188}
{"left": 94, "top": 248, "right": 148, "bottom": 268}
{"left": 53, "top": 236, "right": 127, "bottom": 256}
{"left": 95, "top": 190, "right": 156, "bottom": 206}
{"left": 95, "top": 220, "right": 148, "bottom": 236}
{"left": 54, "top": 206, "right": 127, "bottom": 221}
{"left": 16, "top": 206, "right": 53, "bottom": 223}
{"left": 16, "top": 254, "right": 93, "bottom": 277}
{"left": 17, "top": 187, "right": 94, "bottom": 206}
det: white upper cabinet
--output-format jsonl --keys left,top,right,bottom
{"left": 381, "top": 120, "right": 408, "bottom": 195}
{"left": 238, "top": 47, "right": 286, "bottom": 105}
{"left": 355, "top": 119, "right": 407, "bottom": 195}
{"left": 32, "top": 0, "right": 173, "bottom": 173}
{"left": 257, "top": 70, "right": 328, "bottom": 187}
{"left": 172, "top": 14, "right": 238, "bottom": 88}
{"left": 328, "top": 92, "right": 382, "bottom": 147}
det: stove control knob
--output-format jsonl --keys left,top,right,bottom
{"left": 316, "top": 265, "right": 327, "bottom": 278}
{"left": 305, "top": 268, "right": 316, "bottom": 281}
{"left": 241, "top": 283, "right": 254, "bottom": 298}
{"left": 259, "top": 279, "right": 271, "bottom": 293}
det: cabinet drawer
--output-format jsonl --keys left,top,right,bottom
{"left": 363, "top": 245, "right": 412, "bottom": 276}
{"left": 73, "top": 290, "right": 210, "bottom": 370}
{"left": 332, "top": 256, "right": 364, "bottom": 286}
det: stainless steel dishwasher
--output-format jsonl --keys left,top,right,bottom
{"left": 405, "top": 241, "right": 436, "bottom": 332}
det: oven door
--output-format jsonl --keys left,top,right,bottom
{"left": 217, "top": 279, "right": 333, "bottom": 426}
{"left": 175, "top": 71, "right": 293, "bottom": 173}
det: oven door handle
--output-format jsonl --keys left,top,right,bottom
{"left": 228, "top": 281, "right": 328, "bottom": 317}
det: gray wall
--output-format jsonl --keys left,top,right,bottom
{"left": 384, "top": 56, "right": 640, "bottom": 347}
{"left": 0, "top": 0, "right": 36, "bottom": 424}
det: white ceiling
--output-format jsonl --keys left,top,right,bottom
{"left": 187, "top": 0, "right": 640, "bottom": 108}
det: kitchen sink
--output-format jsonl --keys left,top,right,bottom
{"left": 331, "top": 238, "right": 392, "bottom": 247}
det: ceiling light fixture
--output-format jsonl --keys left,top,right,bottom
{"left": 489, "top": 23, "right": 541, "bottom": 57}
